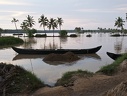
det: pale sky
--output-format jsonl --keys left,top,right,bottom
{"left": 0, "top": 0, "right": 127, "bottom": 30}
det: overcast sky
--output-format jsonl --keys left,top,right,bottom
{"left": 0, "top": 0, "right": 127, "bottom": 30}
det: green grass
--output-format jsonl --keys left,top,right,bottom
{"left": 97, "top": 53, "right": 127, "bottom": 75}
{"left": 55, "top": 69, "right": 93, "bottom": 86}
{"left": 0, "top": 36, "right": 24, "bottom": 46}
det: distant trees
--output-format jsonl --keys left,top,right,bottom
{"left": 11, "top": 18, "right": 19, "bottom": 30}
{"left": 57, "top": 17, "right": 63, "bottom": 31}
{"left": 48, "top": 18, "right": 57, "bottom": 36}
{"left": 11, "top": 14, "right": 64, "bottom": 37}
{"left": 74, "top": 27, "right": 84, "bottom": 33}
{"left": 24, "top": 15, "right": 35, "bottom": 29}
{"left": 114, "top": 17, "right": 125, "bottom": 34}
{"left": 38, "top": 14, "right": 48, "bottom": 34}
{"left": 20, "top": 15, "right": 36, "bottom": 37}
{"left": 59, "top": 30, "right": 67, "bottom": 37}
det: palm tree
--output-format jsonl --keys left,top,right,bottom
{"left": 24, "top": 15, "right": 35, "bottom": 29}
{"left": 20, "top": 21, "right": 29, "bottom": 36}
{"left": 114, "top": 17, "right": 125, "bottom": 34}
{"left": 48, "top": 18, "right": 57, "bottom": 36}
{"left": 38, "top": 14, "right": 48, "bottom": 34}
{"left": 126, "top": 13, "right": 127, "bottom": 21}
{"left": 20, "top": 21, "right": 29, "bottom": 30}
{"left": 57, "top": 17, "right": 63, "bottom": 31}
{"left": 11, "top": 18, "right": 19, "bottom": 30}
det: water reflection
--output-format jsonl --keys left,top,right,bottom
{"left": 12, "top": 54, "right": 45, "bottom": 60}
{"left": 114, "top": 37, "right": 124, "bottom": 54}
{"left": 60, "top": 37, "right": 68, "bottom": 43}
{"left": 114, "top": 41, "right": 122, "bottom": 54}
{"left": 13, "top": 54, "right": 101, "bottom": 65}
{"left": 23, "top": 37, "right": 37, "bottom": 48}
{"left": 1, "top": 33, "right": 127, "bottom": 86}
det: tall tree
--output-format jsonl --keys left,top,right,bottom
{"left": 38, "top": 14, "right": 48, "bottom": 34}
{"left": 20, "top": 21, "right": 29, "bottom": 31}
{"left": 24, "top": 15, "right": 35, "bottom": 29}
{"left": 126, "top": 13, "right": 127, "bottom": 21}
{"left": 57, "top": 17, "right": 63, "bottom": 31}
{"left": 11, "top": 18, "right": 19, "bottom": 30}
{"left": 20, "top": 21, "right": 29, "bottom": 36}
{"left": 48, "top": 18, "right": 57, "bottom": 36}
{"left": 114, "top": 17, "right": 125, "bottom": 34}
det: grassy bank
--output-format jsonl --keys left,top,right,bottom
{"left": 0, "top": 63, "right": 45, "bottom": 95}
{"left": 97, "top": 53, "right": 127, "bottom": 75}
{"left": 0, "top": 36, "right": 24, "bottom": 46}
{"left": 55, "top": 69, "right": 93, "bottom": 86}
{"left": 56, "top": 54, "right": 127, "bottom": 87}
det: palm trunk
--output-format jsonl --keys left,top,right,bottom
{"left": 53, "top": 29, "right": 54, "bottom": 37}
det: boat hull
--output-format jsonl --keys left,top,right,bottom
{"left": 106, "top": 52, "right": 122, "bottom": 60}
{"left": 12, "top": 46, "right": 102, "bottom": 55}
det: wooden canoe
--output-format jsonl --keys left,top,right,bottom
{"left": 106, "top": 52, "right": 122, "bottom": 60}
{"left": 12, "top": 46, "right": 102, "bottom": 55}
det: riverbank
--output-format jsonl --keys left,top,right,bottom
{"left": 33, "top": 59, "right": 127, "bottom": 96}
{"left": 0, "top": 54, "right": 127, "bottom": 96}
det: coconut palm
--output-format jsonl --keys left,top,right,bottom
{"left": 126, "top": 13, "right": 127, "bottom": 21}
{"left": 48, "top": 18, "right": 57, "bottom": 36}
{"left": 24, "top": 15, "right": 35, "bottom": 29}
{"left": 20, "top": 21, "right": 29, "bottom": 36}
{"left": 20, "top": 21, "right": 29, "bottom": 31}
{"left": 11, "top": 18, "right": 19, "bottom": 30}
{"left": 38, "top": 14, "right": 48, "bottom": 34}
{"left": 57, "top": 17, "right": 63, "bottom": 31}
{"left": 114, "top": 17, "right": 125, "bottom": 34}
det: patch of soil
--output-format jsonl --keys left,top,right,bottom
{"left": 43, "top": 52, "right": 80, "bottom": 62}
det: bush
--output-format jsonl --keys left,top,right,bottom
{"left": 59, "top": 30, "right": 68, "bottom": 37}
{"left": 26, "top": 28, "right": 37, "bottom": 37}
{"left": 35, "top": 34, "right": 47, "bottom": 37}
{"left": 70, "top": 34, "right": 77, "bottom": 37}
{"left": 0, "top": 36, "right": 24, "bottom": 46}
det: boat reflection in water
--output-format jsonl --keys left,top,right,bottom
{"left": 12, "top": 53, "right": 101, "bottom": 65}
{"left": 12, "top": 54, "right": 45, "bottom": 61}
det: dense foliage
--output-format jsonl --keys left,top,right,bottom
{"left": 59, "top": 30, "right": 68, "bottom": 37}
{"left": 0, "top": 37, "right": 24, "bottom": 46}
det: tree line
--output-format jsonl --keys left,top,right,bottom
{"left": 11, "top": 14, "right": 64, "bottom": 37}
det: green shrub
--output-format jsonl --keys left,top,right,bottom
{"left": 26, "top": 28, "right": 37, "bottom": 37}
{"left": 0, "top": 36, "right": 24, "bottom": 46}
{"left": 59, "top": 30, "right": 68, "bottom": 37}
{"left": 97, "top": 53, "right": 127, "bottom": 75}
{"left": 35, "top": 34, "right": 47, "bottom": 37}
{"left": 70, "top": 34, "right": 77, "bottom": 37}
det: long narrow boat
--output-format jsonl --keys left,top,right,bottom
{"left": 12, "top": 46, "right": 102, "bottom": 55}
{"left": 106, "top": 52, "right": 122, "bottom": 60}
